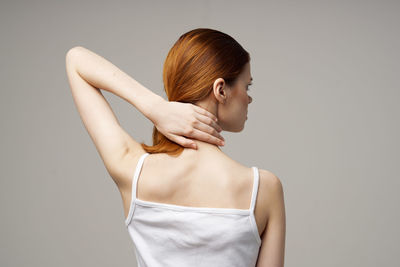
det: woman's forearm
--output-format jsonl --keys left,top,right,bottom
{"left": 65, "top": 46, "right": 164, "bottom": 122}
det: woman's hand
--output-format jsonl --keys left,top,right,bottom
{"left": 151, "top": 100, "right": 225, "bottom": 149}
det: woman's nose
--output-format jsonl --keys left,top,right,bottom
{"left": 248, "top": 95, "right": 252, "bottom": 104}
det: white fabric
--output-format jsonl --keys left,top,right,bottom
{"left": 125, "top": 152, "right": 262, "bottom": 267}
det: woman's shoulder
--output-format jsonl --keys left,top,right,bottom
{"left": 256, "top": 168, "right": 284, "bottom": 217}
{"left": 258, "top": 168, "right": 282, "bottom": 189}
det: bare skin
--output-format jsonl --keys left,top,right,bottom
{"left": 65, "top": 46, "right": 286, "bottom": 267}
{"left": 118, "top": 140, "right": 280, "bottom": 238}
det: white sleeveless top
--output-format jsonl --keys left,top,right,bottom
{"left": 125, "top": 153, "right": 262, "bottom": 267}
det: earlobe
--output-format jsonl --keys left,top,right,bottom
{"left": 219, "top": 87, "right": 227, "bottom": 104}
{"left": 215, "top": 83, "right": 228, "bottom": 104}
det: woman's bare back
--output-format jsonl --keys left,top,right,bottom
{"left": 118, "top": 146, "right": 274, "bottom": 238}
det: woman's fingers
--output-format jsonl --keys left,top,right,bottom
{"left": 194, "top": 113, "right": 225, "bottom": 141}
{"left": 192, "top": 105, "right": 222, "bottom": 132}
{"left": 167, "top": 133, "right": 197, "bottom": 149}
{"left": 155, "top": 102, "right": 225, "bottom": 149}
{"left": 193, "top": 105, "right": 218, "bottom": 122}
{"left": 185, "top": 127, "right": 225, "bottom": 147}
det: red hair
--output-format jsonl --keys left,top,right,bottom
{"left": 141, "top": 28, "right": 250, "bottom": 156}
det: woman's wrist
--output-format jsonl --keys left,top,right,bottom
{"left": 140, "top": 92, "right": 166, "bottom": 124}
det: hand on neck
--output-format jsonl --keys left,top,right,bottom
{"left": 191, "top": 139, "right": 222, "bottom": 152}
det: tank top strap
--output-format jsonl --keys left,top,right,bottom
{"left": 132, "top": 152, "right": 150, "bottom": 200}
{"left": 249, "top": 166, "right": 260, "bottom": 212}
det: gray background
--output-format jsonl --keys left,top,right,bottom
{"left": 1, "top": 0, "right": 399, "bottom": 266}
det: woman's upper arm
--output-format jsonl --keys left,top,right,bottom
{"left": 65, "top": 49, "right": 144, "bottom": 182}
{"left": 256, "top": 173, "right": 286, "bottom": 267}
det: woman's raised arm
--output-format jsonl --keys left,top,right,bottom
{"left": 65, "top": 46, "right": 224, "bottom": 179}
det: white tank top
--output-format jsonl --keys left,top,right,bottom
{"left": 125, "top": 152, "right": 262, "bottom": 267}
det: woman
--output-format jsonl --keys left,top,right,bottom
{"left": 65, "top": 28, "right": 285, "bottom": 267}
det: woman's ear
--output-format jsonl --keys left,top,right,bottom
{"left": 213, "top": 78, "right": 227, "bottom": 104}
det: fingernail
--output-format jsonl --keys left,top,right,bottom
{"left": 192, "top": 143, "right": 197, "bottom": 149}
{"left": 220, "top": 140, "right": 225, "bottom": 146}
